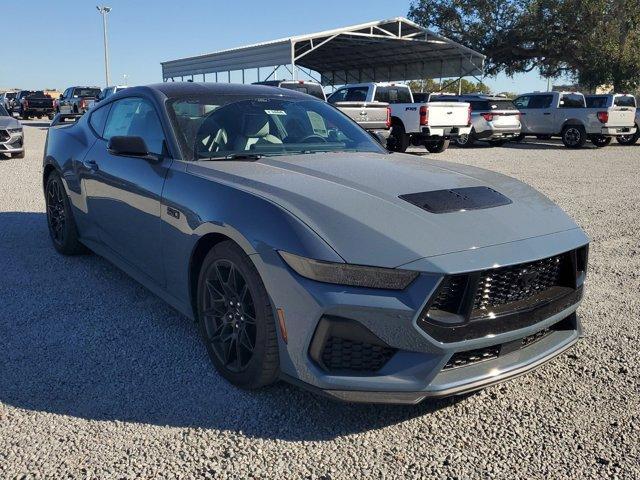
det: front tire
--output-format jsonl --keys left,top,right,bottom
{"left": 197, "top": 241, "right": 279, "bottom": 389}
{"left": 561, "top": 125, "right": 587, "bottom": 149}
{"left": 45, "top": 171, "right": 86, "bottom": 255}
{"left": 425, "top": 138, "right": 450, "bottom": 153}
{"left": 590, "top": 135, "right": 611, "bottom": 148}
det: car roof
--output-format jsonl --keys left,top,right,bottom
{"left": 142, "top": 82, "right": 313, "bottom": 99}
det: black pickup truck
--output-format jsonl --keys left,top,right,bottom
{"left": 12, "top": 90, "right": 55, "bottom": 119}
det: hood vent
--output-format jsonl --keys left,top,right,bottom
{"left": 399, "top": 186, "right": 512, "bottom": 214}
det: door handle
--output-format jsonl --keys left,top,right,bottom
{"left": 83, "top": 159, "right": 99, "bottom": 171}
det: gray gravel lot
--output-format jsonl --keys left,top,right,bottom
{"left": 1, "top": 122, "right": 638, "bottom": 479}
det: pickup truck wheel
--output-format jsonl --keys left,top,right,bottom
{"left": 389, "top": 123, "right": 410, "bottom": 153}
{"left": 197, "top": 241, "right": 279, "bottom": 389}
{"left": 45, "top": 171, "right": 86, "bottom": 255}
{"left": 590, "top": 135, "right": 611, "bottom": 148}
{"left": 561, "top": 125, "right": 587, "bottom": 148}
{"left": 454, "top": 131, "right": 475, "bottom": 148}
{"left": 616, "top": 129, "right": 639, "bottom": 145}
{"left": 425, "top": 138, "right": 450, "bottom": 153}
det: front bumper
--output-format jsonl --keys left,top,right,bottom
{"left": 0, "top": 130, "right": 24, "bottom": 153}
{"left": 255, "top": 228, "right": 589, "bottom": 404}
{"left": 601, "top": 126, "right": 637, "bottom": 136}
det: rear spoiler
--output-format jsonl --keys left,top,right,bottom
{"left": 50, "top": 113, "right": 83, "bottom": 127}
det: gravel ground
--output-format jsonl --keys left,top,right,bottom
{"left": 1, "top": 123, "right": 638, "bottom": 479}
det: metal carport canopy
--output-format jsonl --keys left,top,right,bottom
{"left": 161, "top": 17, "right": 485, "bottom": 86}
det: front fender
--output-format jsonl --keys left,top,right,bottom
{"left": 161, "top": 163, "right": 344, "bottom": 312}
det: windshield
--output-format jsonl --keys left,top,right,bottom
{"left": 168, "top": 95, "right": 386, "bottom": 161}
{"left": 6, "top": 93, "right": 16, "bottom": 100}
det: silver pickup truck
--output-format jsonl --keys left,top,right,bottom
{"left": 514, "top": 91, "right": 637, "bottom": 148}
{"left": 328, "top": 98, "right": 391, "bottom": 144}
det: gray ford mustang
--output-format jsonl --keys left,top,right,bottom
{"left": 43, "top": 83, "right": 589, "bottom": 404}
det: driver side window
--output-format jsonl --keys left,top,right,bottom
{"left": 103, "top": 97, "right": 166, "bottom": 155}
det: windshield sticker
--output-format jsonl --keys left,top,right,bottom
{"left": 265, "top": 109, "right": 287, "bottom": 116}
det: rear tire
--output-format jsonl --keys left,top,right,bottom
{"left": 590, "top": 135, "right": 611, "bottom": 148}
{"left": 561, "top": 125, "right": 587, "bottom": 149}
{"left": 389, "top": 123, "right": 410, "bottom": 153}
{"left": 425, "top": 138, "right": 450, "bottom": 153}
{"left": 616, "top": 128, "right": 639, "bottom": 145}
{"left": 197, "top": 241, "right": 279, "bottom": 390}
{"left": 45, "top": 171, "right": 86, "bottom": 255}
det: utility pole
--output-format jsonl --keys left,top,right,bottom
{"left": 96, "top": 6, "right": 112, "bottom": 87}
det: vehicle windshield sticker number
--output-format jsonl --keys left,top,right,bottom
{"left": 265, "top": 110, "right": 287, "bottom": 116}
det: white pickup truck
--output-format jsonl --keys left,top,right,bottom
{"left": 586, "top": 94, "right": 639, "bottom": 146}
{"left": 513, "top": 91, "right": 637, "bottom": 148}
{"left": 328, "top": 83, "right": 471, "bottom": 153}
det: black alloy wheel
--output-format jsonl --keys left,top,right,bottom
{"left": 45, "top": 172, "right": 85, "bottom": 255}
{"left": 590, "top": 135, "right": 611, "bottom": 148}
{"left": 197, "top": 241, "right": 279, "bottom": 389}
{"left": 202, "top": 259, "right": 257, "bottom": 372}
{"left": 561, "top": 125, "right": 587, "bottom": 148}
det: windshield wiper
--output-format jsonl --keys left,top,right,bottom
{"left": 198, "top": 153, "right": 265, "bottom": 161}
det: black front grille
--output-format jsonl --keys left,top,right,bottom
{"left": 419, "top": 247, "right": 587, "bottom": 342}
{"left": 472, "top": 254, "right": 564, "bottom": 315}
{"left": 0, "top": 130, "right": 9, "bottom": 142}
{"left": 321, "top": 337, "right": 396, "bottom": 372}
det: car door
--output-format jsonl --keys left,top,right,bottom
{"left": 514, "top": 95, "right": 532, "bottom": 132}
{"left": 525, "top": 94, "right": 554, "bottom": 133}
{"left": 83, "top": 96, "right": 172, "bottom": 283}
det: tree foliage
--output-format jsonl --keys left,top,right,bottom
{"left": 407, "top": 78, "right": 492, "bottom": 94}
{"left": 408, "top": 0, "right": 640, "bottom": 91}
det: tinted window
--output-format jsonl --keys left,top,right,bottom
{"left": 6, "top": 93, "right": 16, "bottom": 100}
{"left": 412, "top": 92, "right": 430, "bottom": 103}
{"left": 374, "top": 86, "right": 412, "bottom": 104}
{"left": 328, "top": 87, "right": 369, "bottom": 103}
{"left": 279, "top": 82, "right": 326, "bottom": 100}
{"left": 429, "top": 95, "right": 458, "bottom": 102}
{"left": 73, "top": 88, "right": 101, "bottom": 98}
{"left": 168, "top": 96, "right": 385, "bottom": 161}
{"left": 559, "top": 94, "right": 585, "bottom": 108}
{"left": 528, "top": 95, "right": 554, "bottom": 109}
{"left": 586, "top": 96, "right": 608, "bottom": 108}
{"left": 469, "top": 100, "right": 491, "bottom": 111}
{"left": 104, "top": 97, "right": 166, "bottom": 155}
{"left": 614, "top": 95, "right": 636, "bottom": 107}
{"left": 89, "top": 104, "right": 111, "bottom": 137}
{"left": 490, "top": 100, "right": 517, "bottom": 110}
{"left": 514, "top": 96, "right": 530, "bottom": 108}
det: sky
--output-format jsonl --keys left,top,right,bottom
{"left": 0, "top": 0, "right": 570, "bottom": 94}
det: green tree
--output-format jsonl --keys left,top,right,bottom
{"left": 408, "top": 0, "right": 640, "bottom": 91}
{"left": 408, "top": 78, "right": 492, "bottom": 94}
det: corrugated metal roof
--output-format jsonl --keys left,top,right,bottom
{"left": 161, "top": 17, "right": 484, "bottom": 85}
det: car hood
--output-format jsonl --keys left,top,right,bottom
{"left": 0, "top": 116, "right": 20, "bottom": 129}
{"left": 187, "top": 152, "right": 581, "bottom": 268}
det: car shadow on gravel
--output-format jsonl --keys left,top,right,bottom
{"left": 0, "top": 211, "right": 464, "bottom": 441}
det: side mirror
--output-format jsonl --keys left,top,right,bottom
{"left": 108, "top": 136, "right": 150, "bottom": 157}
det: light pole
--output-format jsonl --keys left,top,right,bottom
{"left": 96, "top": 6, "right": 111, "bottom": 87}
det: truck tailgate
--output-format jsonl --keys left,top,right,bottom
{"left": 335, "top": 102, "right": 389, "bottom": 130}
{"left": 426, "top": 102, "right": 470, "bottom": 127}
{"left": 606, "top": 107, "right": 636, "bottom": 127}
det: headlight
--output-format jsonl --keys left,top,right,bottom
{"left": 279, "top": 251, "right": 418, "bottom": 290}
{"left": 8, "top": 128, "right": 22, "bottom": 134}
